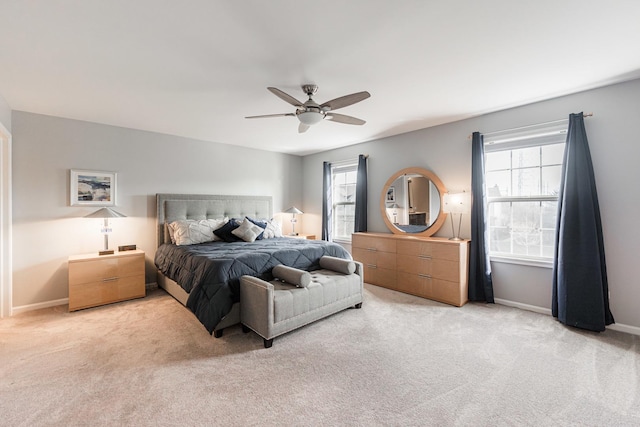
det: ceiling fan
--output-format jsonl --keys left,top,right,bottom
{"left": 246, "top": 84, "right": 371, "bottom": 133}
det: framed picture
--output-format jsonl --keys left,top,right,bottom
{"left": 70, "top": 169, "right": 117, "bottom": 206}
{"left": 386, "top": 186, "right": 396, "bottom": 203}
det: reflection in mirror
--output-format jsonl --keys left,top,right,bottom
{"left": 380, "top": 167, "right": 447, "bottom": 237}
{"left": 385, "top": 174, "right": 441, "bottom": 232}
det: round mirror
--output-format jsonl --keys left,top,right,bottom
{"left": 380, "top": 167, "right": 447, "bottom": 236}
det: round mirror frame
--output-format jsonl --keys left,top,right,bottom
{"left": 379, "top": 166, "right": 448, "bottom": 237}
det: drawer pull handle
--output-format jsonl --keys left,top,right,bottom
{"left": 418, "top": 273, "right": 432, "bottom": 279}
{"left": 366, "top": 247, "right": 377, "bottom": 252}
{"left": 418, "top": 255, "right": 432, "bottom": 260}
{"left": 367, "top": 264, "right": 377, "bottom": 269}
{"left": 102, "top": 277, "right": 119, "bottom": 282}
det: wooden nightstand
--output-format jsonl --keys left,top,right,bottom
{"left": 68, "top": 250, "right": 145, "bottom": 311}
{"left": 288, "top": 234, "right": 316, "bottom": 240}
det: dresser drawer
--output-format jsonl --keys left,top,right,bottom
{"left": 362, "top": 265, "right": 396, "bottom": 289}
{"left": 69, "top": 274, "right": 145, "bottom": 311}
{"left": 69, "top": 254, "right": 143, "bottom": 285}
{"left": 397, "top": 271, "right": 431, "bottom": 297}
{"left": 352, "top": 234, "right": 397, "bottom": 253}
{"left": 396, "top": 253, "right": 431, "bottom": 276}
{"left": 353, "top": 247, "right": 396, "bottom": 270}
{"left": 397, "top": 240, "right": 459, "bottom": 262}
{"left": 431, "top": 258, "right": 460, "bottom": 283}
{"left": 431, "top": 278, "right": 465, "bottom": 307}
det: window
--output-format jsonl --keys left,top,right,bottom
{"left": 331, "top": 161, "right": 358, "bottom": 241}
{"left": 484, "top": 123, "right": 567, "bottom": 263}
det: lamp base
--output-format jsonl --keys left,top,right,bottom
{"left": 99, "top": 249, "right": 114, "bottom": 256}
{"left": 448, "top": 237, "right": 464, "bottom": 241}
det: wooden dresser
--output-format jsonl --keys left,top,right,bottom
{"left": 352, "top": 232, "right": 469, "bottom": 306}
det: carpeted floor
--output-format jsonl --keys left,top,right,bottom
{"left": 2, "top": 284, "right": 640, "bottom": 426}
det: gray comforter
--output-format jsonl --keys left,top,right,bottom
{"left": 154, "top": 237, "right": 351, "bottom": 333}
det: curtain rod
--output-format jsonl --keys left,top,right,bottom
{"left": 468, "top": 113, "right": 593, "bottom": 140}
{"left": 330, "top": 154, "right": 368, "bottom": 167}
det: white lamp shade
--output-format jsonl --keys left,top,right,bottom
{"left": 83, "top": 207, "right": 126, "bottom": 218}
{"left": 443, "top": 192, "right": 471, "bottom": 215}
{"left": 284, "top": 206, "right": 303, "bottom": 215}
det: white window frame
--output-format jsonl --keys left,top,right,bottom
{"left": 484, "top": 121, "right": 567, "bottom": 267}
{"left": 330, "top": 160, "right": 358, "bottom": 243}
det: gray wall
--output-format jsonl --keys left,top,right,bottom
{"left": 11, "top": 112, "right": 302, "bottom": 307}
{"left": 302, "top": 78, "right": 640, "bottom": 331}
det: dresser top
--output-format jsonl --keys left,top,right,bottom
{"left": 353, "top": 232, "right": 469, "bottom": 245}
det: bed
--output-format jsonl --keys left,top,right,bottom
{"left": 154, "top": 193, "right": 352, "bottom": 336}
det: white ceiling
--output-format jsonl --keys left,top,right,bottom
{"left": 2, "top": 1, "right": 640, "bottom": 156}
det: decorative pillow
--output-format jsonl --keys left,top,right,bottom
{"left": 246, "top": 217, "right": 267, "bottom": 240}
{"left": 207, "top": 217, "right": 230, "bottom": 241}
{"left": 273, "top": 265, "right": 311, "bottom": 287}
{"left": 170, "top": 218, "right": 228, "bottom": 246}
{"left": 262, "top": 218, "right": 283, "bottom": 239}
{"left": 165, "top": 222, "right": 176, "bottom": 244}
{"left": 214, "top": 218, "right": 242, "bottom": 242}
{"left": 232, "top": 218, "right": 264, "bottom": 243}
{"left": 319, "top": 255, "right": 356, "bottom": 275}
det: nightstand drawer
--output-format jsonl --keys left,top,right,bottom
{"left": 69, "top": 274, "right": 145, "bottom": 311}
{"left": 69, "top": 255, "right": 143, "bottom": 285}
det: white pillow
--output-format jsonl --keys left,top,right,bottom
{"left": 232, "top": 218, "right": 264, "bottom": 243}
{"left": 263, "top": 218, "right": 283, "bottom": 239}
{"left": 170, "top": 218, "right": 228, "bottom": 246}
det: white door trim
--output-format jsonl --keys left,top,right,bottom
{"left": 0, "top": 122, "right": 12, "bottom": 317}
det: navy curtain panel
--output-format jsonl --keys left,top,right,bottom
{"left": 468, "top": 131, "right": 494, "bottom": 303}
{"left": 321, "top": 161, "right": 332, "bottom": 241}
{"left": 552, "top": 113, "right": 614, "bottom": 332}
{"left": 354, "top": 154, "right": 368, "bottom": 232}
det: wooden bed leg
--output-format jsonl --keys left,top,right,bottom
{"left": 263, "top": 338, "right": 273, "bottom": 348}
{"left": 213, "top": 329, "right": 223, "bottom": 338}
{"left": 241, "top": 324, "right": 250, "bottom": 333}
{"left": 354, "top": 303, "right": 362, "bottom": 309}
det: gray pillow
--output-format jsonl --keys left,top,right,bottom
{"left": 319, "top": 256, "right": 356, "bottom": 275}
{"left": 272, "top": 265, "right": 311, "bottom": 288}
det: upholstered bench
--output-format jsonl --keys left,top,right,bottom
{"left": 240, "top": 256, "right": 363, "bottom": 348}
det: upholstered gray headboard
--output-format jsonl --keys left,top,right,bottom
{"left": 156, "top": 194, "right": 273, "bottom": 247}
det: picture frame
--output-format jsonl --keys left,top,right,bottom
{"left": 70, "top": 169, "right": 117, "bottom": 207}
{"left": 386, "top": 186, "right": 396, "bottom": 203}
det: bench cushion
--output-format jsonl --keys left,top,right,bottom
{"left": 272, "top": 270, "right": 361, "bottom": 323}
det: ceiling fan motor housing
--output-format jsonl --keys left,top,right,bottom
{"left": 246, "top": 84, "right": 370, "bottom": 131}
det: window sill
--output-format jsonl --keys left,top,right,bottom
{"left": 332, "top": 237, "right": 352, "bottom": 245}
{"left": 489, "top": 255, "right": 553, "bottom": 269}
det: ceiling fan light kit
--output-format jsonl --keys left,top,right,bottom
{"left": 246, "top": 84, "right": 370, "bottom": 133}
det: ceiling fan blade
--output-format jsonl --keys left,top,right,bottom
{"left": 320, "top": 91, "right": 370, "bottom": 111}
{"left": 298, "top": 123, "right": 311, "bottom": 133}
{"left": 268, "top": 87, "right": 303, "bottom": 107}
{"left": 245, "top": 113, "right": 295, "bottom": 119}
{"left": 325, "top": 112, "right": 366, "bottom": 125}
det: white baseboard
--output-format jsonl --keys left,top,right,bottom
{"left": 12, "top": 298, "right": 68, "bottom": 314}
{"left": 494, "top": 298, "right": 552, "bottom": 316}
{"left": 12, "top": 282, "right": 157, "bottom": 315}
{"left": 495, "top": 298, "right": 640, "bottom": 337}
{"left": 607, "top": 323, "right": 640, "bottom": 336}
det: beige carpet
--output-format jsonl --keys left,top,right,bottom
{"left": 2, "top": 284, "right": 640, "bottom": 426}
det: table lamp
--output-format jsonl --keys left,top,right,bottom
{"left": 284, "top": 206, "right": 303, "bottom": 236}
{"left": 389, "top": 203, "right": 400, "bottom": 224}
{"left": 442, "top": 192, "right": 471, "bottom": 241}
{"left": 84, "top": 207, "right": 126, "bottom": 255}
